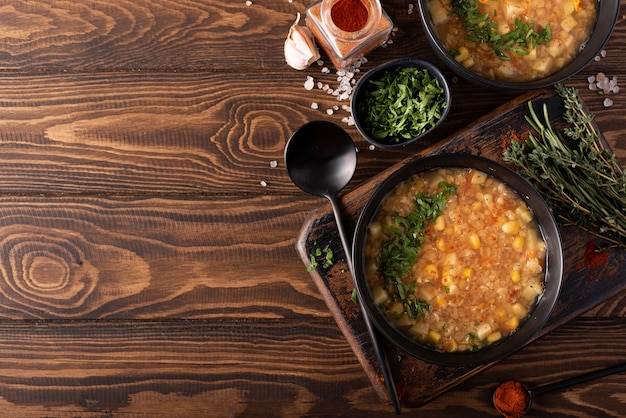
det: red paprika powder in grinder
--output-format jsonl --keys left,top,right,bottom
{"left": 306, "top": 0, "right": 393, "bottom": 69}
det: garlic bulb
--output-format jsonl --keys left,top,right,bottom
{"left": 284, "top": 13, "right": 320, "bottom": 70}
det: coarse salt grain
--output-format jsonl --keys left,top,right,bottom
{"left": 260, "top": 180, "right": 267, "bottom": 187}
{"left": 270, "top": 160, "right": 278, "bottom": 168}
{"left": 304, "top": 76, "right": 315, "bottom": 90}
{"left": 603, "top": 98, "right": 614, "bottom": 107}
{"left": 245, "top": 0, "right": 252, "bottom": 5}
{"left": 311, "top": 102, "right": 318, "bottom": 109}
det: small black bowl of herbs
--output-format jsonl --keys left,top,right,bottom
{"left": 351, "top": 58, "right": 451, "bottom": 149}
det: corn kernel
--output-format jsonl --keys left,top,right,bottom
{"left": 504, "top": 316, "right": 519, "bottom": 332}
{"left": 486, "top": 331, "right": 502, "bottom": 343}
{"left": 434, "top": 296, "right": 447, "bottom": 308}
{"left": 462, "top": 267, "right": 472, "bottom": 278}
{"left": 436, "top": 237, "right": 446, "bottom": 252}
{"left": 502, "top": 220, "right": 521, "bottom": 235}
{"left": 454, "top": 47, "right": 469, "bottom": 63}
{"left": 389, "top": 302, "right": 404, "bottom": 316}
{"left": 510, "top": 269, "right": 521, "bottom": 283}
{"left": 512, "top": 236, "right": 525, "bottom": 252}
{"left": 512, "top": 302, "right": 528, "bottom": 318}
{"left": 427, "top": 329, "right": 441, "bottom": 344}
{"left": 424, "top": 263, "right": 438, "bottom": 277}
{"left": 443, "top": 338, "right": 458, "bottom": 352}
{"left": 433, "top": 215, "right": 446, "bottom": 231}
{"left": 494, "top": 307, "right": 507, "bottom": 321}
{"left": 469, "top": 233, "right": 481, "bottom": 250}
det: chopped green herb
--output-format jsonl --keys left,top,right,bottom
{"left": 351, "top": 288, "right": 358, "bottom": 305}
{"left": 358, "top": 67, "right": 447, "bottom": 144}
{"left": 377, "top": 182, "right": 457, "bottom": 319}
{"left": 306, "top": 244, "right": 334, "bottom": 272}
{"left": 450, "top": 0, "right": 551, "bottom": 59}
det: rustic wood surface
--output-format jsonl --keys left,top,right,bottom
{"left": 0, "top": 1, "right": 623, "bottom": 417}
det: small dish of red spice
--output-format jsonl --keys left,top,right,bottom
{"left": 493, "top": 379, "right": 531, "bottom": 418}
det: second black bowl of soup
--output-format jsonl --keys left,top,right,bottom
{"left": 352, "top": 154, "right": 563, "bottom": 367}
{"left": 417, "top": 0, "right": 620, "bottom": 89}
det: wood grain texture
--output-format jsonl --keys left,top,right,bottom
{"left": 0, "top": 194, "right": 330, "bottom": 319}
{"left": 0, "top": 0, "right": 621, "bottom": 415}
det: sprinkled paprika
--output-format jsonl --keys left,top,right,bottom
{"left": 331, "top": 0, "right": 369, "bottom": 32}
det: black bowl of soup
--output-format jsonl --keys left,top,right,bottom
{"left": 417, "top": 0, "right": 619, "bottom": 89}
{"left": 352, "top": 154, "right": 563, "bottom": 367}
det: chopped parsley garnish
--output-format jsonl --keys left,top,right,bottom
{"left": 450, "top": 0, "right": 551, "bottom": 59}
{"left": 377, "top": 181, "right": 457, "bottom": 319}
{"left": 306, "top": 244, "right": 334, "bottom": 272}
{"left": 358, "top": 67, "right": 447, "bottom": 144}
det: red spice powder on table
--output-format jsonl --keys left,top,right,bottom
{"left": 583, "top": 240, "right": 609, "bottom": 268}
{"left": 331, "top": 0, "right": 369, "bottom": 32}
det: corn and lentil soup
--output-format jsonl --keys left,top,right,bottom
{"left": 428, "top": 0, "right": 597, "bottom": 82}
{"left": 365, "top": 168, "right": 547, "bottom": 352}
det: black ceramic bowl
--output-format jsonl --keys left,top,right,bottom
{"left": 352, "top": 154, "right": 563, "bottom": 367}
{"left": 417, "top": 0, "right": 620, "bottom": 90}
{"left": 351, "top": 58, "right": 451, "bottom": 149}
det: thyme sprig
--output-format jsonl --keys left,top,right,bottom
{"left": 450, "top": 0, "right": 551, "bottom": 59}
{"left": 377, "top": 182, "right": 457, "bottom": 319}
{"left": 503, "top": 84, "right": 626, "bottom": 248}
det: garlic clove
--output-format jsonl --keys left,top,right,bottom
{"left": 284, "top": 13, "right": 320, "bottom": 70}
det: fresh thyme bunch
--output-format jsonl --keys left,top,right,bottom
{"left": 503, "top": 84, "right": 626, "bottom": 248}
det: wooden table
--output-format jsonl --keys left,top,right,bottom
{"left": 0, "top": 1, "right": 624, "bottom": 416}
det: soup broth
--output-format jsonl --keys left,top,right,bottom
{"left": 365, "top": 168, "right": 547, "bottom": 352}
{"left": 428, "top": 0, "right": 597, "bottom": 82}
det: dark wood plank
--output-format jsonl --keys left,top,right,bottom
{"left": 0, "top": 194, "right": 331, "bottom": 320}
{"left": 0, "top": 318, "right": 623, "bottom": 417}
{"left": 0, "top": 71, "right": 622, "bottom": 196}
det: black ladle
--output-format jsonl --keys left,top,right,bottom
{"left": 494, "top": 361, "right": 626, "bottom": 417}
{"left": 285, "top": 121, "right": 402, "bottom": 414}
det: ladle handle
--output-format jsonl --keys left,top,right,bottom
{"left": 532, "top": 361, "right": 626, "bottom": 397}
{"left": 328, "top": 195, "right": 402, "bottom": 415}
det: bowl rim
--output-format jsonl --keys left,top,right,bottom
{"left": 351, "top": 57, "right": 452, "bottom": 149}
{"left": 352, "top": 153, "right": 564, "bottom": 367}
{"left": 416, "top": 0, "right": 621, "bottom": 90}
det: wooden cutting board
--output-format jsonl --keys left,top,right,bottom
{"left": 296, "top": 88, "right": 626, "bottom": 408}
